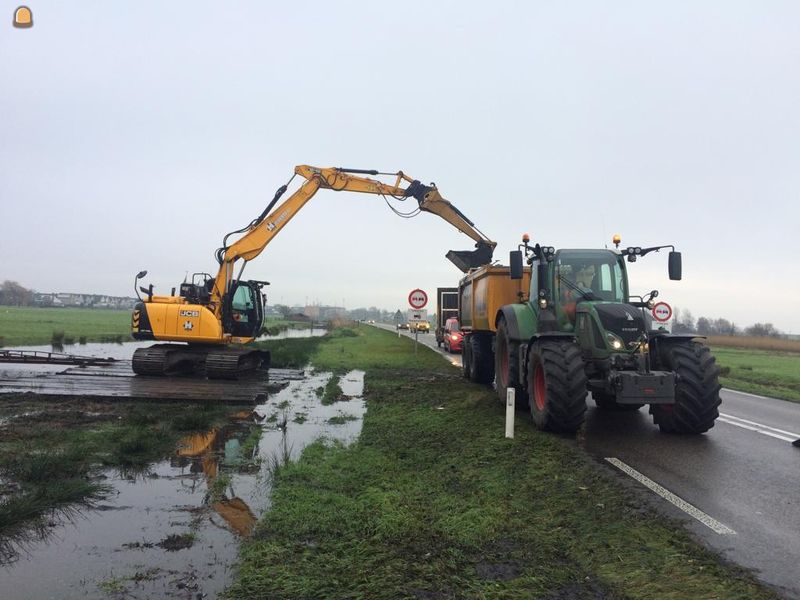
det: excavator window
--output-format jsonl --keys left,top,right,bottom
{"left": 223, "top": 282, "right": 263, "bottom": 338}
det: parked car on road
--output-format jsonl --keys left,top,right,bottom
{"left": 443, "top": 318, "right": 463, "bottom": 353}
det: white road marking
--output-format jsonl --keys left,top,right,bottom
{"left": 717, "top": 413, "right": 799, "bottom": 443}
{"left": 721, "top": 388, "right": 770, "bottom": 400}
{"left": 605, "top": 457, "right": 736, "bottom": 535}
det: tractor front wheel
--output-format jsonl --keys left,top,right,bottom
{"left": 528, "top": 340, "right": 587, "bottom": 432}
{"left": 650, "top": 341, "right": 721, "bottom": 434}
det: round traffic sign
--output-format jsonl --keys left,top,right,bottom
{"left": 652, "top": 301, "right": 672, "bottom": 323}
{"left": 408, "top": 288, "right": 428, "bottom": 309}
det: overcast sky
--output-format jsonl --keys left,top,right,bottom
{"left": 2, "top": 2, "right": 798, "bottom": 331}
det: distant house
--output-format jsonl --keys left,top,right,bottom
{"left": 32, "top": 292, "right": 136, "bottom": 309}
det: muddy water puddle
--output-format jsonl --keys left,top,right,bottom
{"left": 0, "top": 368, "right": 365, "bottom": 599}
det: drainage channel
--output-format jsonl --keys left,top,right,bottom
{"left": 0, "top": 368, "right": 365, "bottom": 599}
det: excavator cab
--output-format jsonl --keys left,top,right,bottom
{"left": 222, "top": 281, "right": 266, "bottom": 339}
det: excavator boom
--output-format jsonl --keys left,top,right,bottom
{"left": 212, "top": 165, "right": 496, "bottom": 311}
{"left": 133, "top": 164, "right": 495, "bottom": 379}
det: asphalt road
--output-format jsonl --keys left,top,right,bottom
{"left": 371, "top": 323, "right": 800, "bottom": 597}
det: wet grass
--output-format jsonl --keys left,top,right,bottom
{"left": 0, "top": 400, "right": 237, "bottom": 560}
{"left": 255, "top": 336, "right": 326, "bottom": 368}
{"left": 710, "top": 347, "right": 800, "bottom": 402}
{"left": 0, "top": 307, "right": 132, "bottom": 346}
{"left": 260, "top": 319, "right": 314, "bottom": 336}
{"left": 227, "top": 326, "right": 775, "bottom": 599}
{"left": 320, "top": 374, "right": 344, "bottom": 405}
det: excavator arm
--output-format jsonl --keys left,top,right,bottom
{"left": 211, "top": 165, "right": 495, "bottom": 311}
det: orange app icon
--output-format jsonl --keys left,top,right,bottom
{"left": 13, "top": 6, "right": 33, "bottom": 28}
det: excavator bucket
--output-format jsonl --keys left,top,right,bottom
{"left": 446, "top": 241, "right": 494, "bottom": 273}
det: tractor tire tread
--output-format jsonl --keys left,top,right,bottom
{"left": 529, "top": 341, "right": 587, "bottom": 432}
{"left": 650, "top": 342, "right": 721, "bottom": 434}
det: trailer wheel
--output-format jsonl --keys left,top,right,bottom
{"left": 528, "top": 340, "right": 587, "bottom": 432}
{"left": 650, "top": 341, "right": 721, "bottom": 434}
{"left": 470, "top": 333, "right": 494, "bottom": 384}
{"left": 593, "top": 393, "right": 643, "bottom": 411}
{"left": 461, "top": 335, "right": 472, "bottom": 379}
{"left": 494, "top": 319, "right": 527, "bottom": 408}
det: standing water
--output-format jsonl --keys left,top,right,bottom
{"left": 0, "top": 368, "right": 365, "bottom": 599}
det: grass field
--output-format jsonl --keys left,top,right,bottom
{"left": 710, "top": 346, "right": 800, "bottom": 402}
{"left": 226, "top": 326, "right": 775, "bottom": 599}
{"left": 707, "top": 335, "right": 800, "bottom": 353}
{"left": 0, "top": 307, "right": 131, "bottom": 346}
{"left": 0, "top": 307, "right": 317, "bottom": 347}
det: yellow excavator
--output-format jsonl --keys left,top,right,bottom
{"left": 131, "top": 165, "right": 495, "bottom": 378}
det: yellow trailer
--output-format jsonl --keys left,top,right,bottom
{"left": 459, "top": 265, "right": 531, "bottom": 333}
{"left": 458, "top": 264, "right": 530, "bottom": 385}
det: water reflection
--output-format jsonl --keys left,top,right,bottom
{"left": 0, "top": 368, "right": 367, "bottom": 599}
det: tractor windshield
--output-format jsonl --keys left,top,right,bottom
{"left": 555, "top": 250, "right": 627, "bottom": 304}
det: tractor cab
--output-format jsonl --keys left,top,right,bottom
{"left": 547, "top": 249, "right": 629, "bottom": 331}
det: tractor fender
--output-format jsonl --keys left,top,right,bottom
{"left": 648, "top": 332, "right": 706, "bottom": 367}
{"left": 517, "top": 332, "right": 578, "bottom": 395}
{"left": 495, "top": 304, "right": 536, "bottom": 343}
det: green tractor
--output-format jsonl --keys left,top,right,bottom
{"left": 494, "top": 236, "right": 721, "bottom": 434}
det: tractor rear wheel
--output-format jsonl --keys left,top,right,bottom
{"left": 494, "top": 318, "right": 527, "bottom": 408}
{"left": 528, "top": 340, "right": 587, "bottom": 432}
{"left": 470, "top": 333, "right": 494, "bottom": 384}
{"left": 650, "top": 341, "right": 721, "bottom": 434}
{"left": 593, "top": 393, "right": 643, "bottom": 411}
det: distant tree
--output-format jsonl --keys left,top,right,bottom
{"left": 712, "top": 318, "right": 738, "bottom": 336}
{"left": 0, "top": 280, "right": 33, "bottom": 306}
{"left": 672, "top": 307, "right": 696, "bottom": 333}
{"left": 274, "top": 304, "right": 293, "bottom": 318}
{"left": 696, "top": 316, "right": 711, "bottom": 335}
{"left": 745, "top": 322, "right": 782, "bottom": 338}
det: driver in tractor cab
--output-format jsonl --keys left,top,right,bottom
{"left": 559, "top": 262, "right": 596, "bottom": 327}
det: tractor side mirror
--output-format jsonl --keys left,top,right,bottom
{"left": 509, "top": 250, "right": 523, "bottom": 280}
{"left": 668, "top": 251, "right": 682, "bottom": 280}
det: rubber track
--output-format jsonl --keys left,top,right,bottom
{"left": 529, "top": 341, "right": 587, "bottom": 432}
{"left": 650, "top": 342, "right": 721, "bottom": 433}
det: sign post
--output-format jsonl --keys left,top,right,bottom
{"left": 408, "top": 289, "right": 428, "bottom": 359}
{"left": 505, "top": 388, "right": 515, "bottom": 438}
{"left": 408, "top": 289, "right": 428, "bottom": 310}
{"left": 651, "top": 301, "right": 673, "bottom": 332}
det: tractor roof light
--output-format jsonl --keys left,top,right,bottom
{"left": 613, "top": 234, "right": 621, "bottom": 248}
{"left": 522, "top": 233, "right": 530, "bottom": 243}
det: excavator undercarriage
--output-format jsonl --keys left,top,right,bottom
{"left": 132, "top": 344, "right": 270, "bottom": 379}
